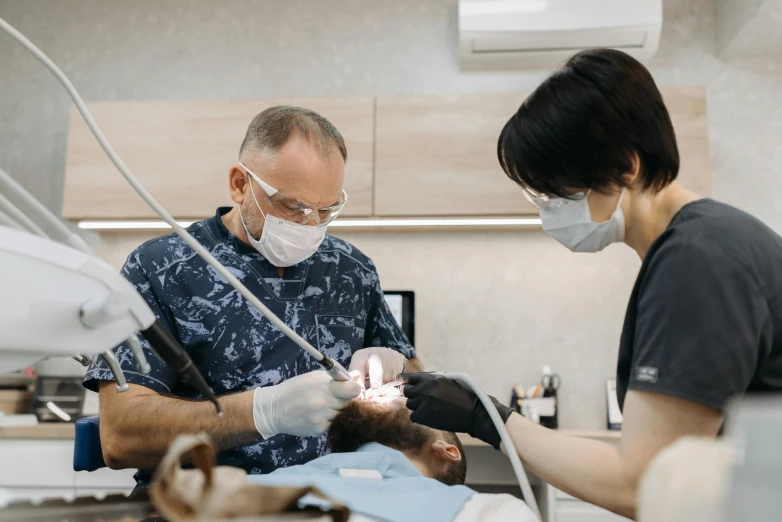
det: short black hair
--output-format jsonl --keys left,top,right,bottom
{"left": 497, "top": 48, "right": 679, "bottom": 199}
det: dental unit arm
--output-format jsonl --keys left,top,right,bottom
{"left": 0, "top": 166, "right": 221, "bottom": 413}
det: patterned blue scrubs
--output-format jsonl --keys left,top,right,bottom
{"left": 83, "top": 207, "right": 415, "bottom": 486}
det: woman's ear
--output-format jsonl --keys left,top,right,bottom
{"left": 431, "top": 440, "right": 462, "bottom": 464}
{"left": 228, "top": 165, "right": 248, "bottom": 205}
{"left": 624, "top": 152, "right": 641, "bottom": 186}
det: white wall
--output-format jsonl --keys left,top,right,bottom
{"left": 714, "top": 0, "right": 766, "bottom": 52}
{"left": 715, "top": 0, "right": 782, "bottom": 58}
{"left": 3, "top": 0, "right": 782, "bottom": 428}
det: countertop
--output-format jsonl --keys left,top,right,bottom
{"left": 458, "top": 429, "right": 622, "bottom": 447}
{"left": 0, "top": 423, "right": 75, "bottom": 439}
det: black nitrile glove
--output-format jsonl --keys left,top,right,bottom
{"left": 401, "top": 372, "right": 513, "bottom": 450}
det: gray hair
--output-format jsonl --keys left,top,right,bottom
{"left": 238, "top": 105, "right": 348, "bottom": 162}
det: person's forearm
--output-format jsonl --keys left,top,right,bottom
{"left": 101, "top": 391, "right": 258, "bottom": 470}
{"left": 406, "top": 356, "right": 424, "bottom": 372}
{"left": 505, "top": 414, "right": 637, "bottom": 518}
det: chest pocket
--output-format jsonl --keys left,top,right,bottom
{"left": 316, "top": 315, "right": 366, "bottom": 364}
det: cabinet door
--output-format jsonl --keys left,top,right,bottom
{"left": 375, "top": 92, "right": 533, "bottom": 217}
{"left": 1, "top": 488, "right": 76, "bottom": 503}
{"left": 556, "top": 504, "right": 632, "bottom": 522}
{"left": 75, "top": 467, "right": 136, "bottom": 490}
{"left": 0, "top": 440, "right": 74, "bottom": 488}
{"left": 553, "top": 488, "right": 632, "bottom": 522}
{"left": 63, "top": 97, "right": 374, "bottom": 220}
{"left": 374, "top": 89, "right": 709, "bottom": 217}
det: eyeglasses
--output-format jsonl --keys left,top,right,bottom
{"left": 240, "top": 162, "right": 348, "bottom": 227}
{"left": 521, "top": 186, "right": 587, "bottom": 213}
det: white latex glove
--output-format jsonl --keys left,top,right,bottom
{"left": 252, "top": 370, "right": 361, "bottom": 439}
{"left": 348, "top": 347, "right": 407, "bottom": 389}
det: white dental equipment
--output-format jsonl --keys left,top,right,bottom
{"left": 0, "top": 166, "right": 221, "bottom": 411}
{"left": 0, "top": 16, "right": 540, "bottom": 520}
{"left": 0, "top": 15, "right": 352, "bottom": 386}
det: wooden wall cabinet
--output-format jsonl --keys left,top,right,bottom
{"left": 63, "top": 98, "right": 374, "bottom": 220}
{"left": 375, "top": 92, "right": 535, "bottom": 217}
{"left": 63, "top": 89, "right": 709, "bottom": 221}
{"left": 374, "top": 87, "right": 709, "bottom": 217}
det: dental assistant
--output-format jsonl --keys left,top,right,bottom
{"left": 403, "top": 49, "right": 782, "bottom": 520}
{"left": 84, "top": 105, "right": 422, "bottom": 488}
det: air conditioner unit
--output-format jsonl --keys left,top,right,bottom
{"left": 458, "top": 0, "right": 663, "bottom": 70}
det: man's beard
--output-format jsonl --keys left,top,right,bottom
{"left": 240, "top": 199, "right": 264, "bottom": 240}
{"left": 327, "top": 398, "right": 434, "bottom": 455}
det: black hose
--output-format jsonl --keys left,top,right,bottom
{"left": 141, "top": 320, "right": 221, "bottom": 415}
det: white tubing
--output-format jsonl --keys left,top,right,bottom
{"left": 0, "top": 209, "right": 23, "bottom": 231}
{"left": 443, "top": 372, "right": 542, "bottom": 521}
{"left": 0, "top": 189, "right": 48, "bottom": 238}
{"left": 0, "top": 166, "right": 93, "bottom": 254}
{"left": 0, "top": 16, "right": 326, "bottom": 365}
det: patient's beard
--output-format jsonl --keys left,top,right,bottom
{"left": 327, "top": 399, "right": 434, "bottom": 455}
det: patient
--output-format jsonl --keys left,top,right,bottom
{"left": 327, "top": 394, "right": 467, "bottom": 485}
{"left": 248, "top": 393, "right": 537, "bottom": 522}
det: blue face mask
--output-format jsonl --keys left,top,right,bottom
{"left": 539, "top": 189, "right": 626, "bottom": 253}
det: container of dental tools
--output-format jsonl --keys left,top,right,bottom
{"left": 509, "top": 365, "right": 560, "bottom": 429}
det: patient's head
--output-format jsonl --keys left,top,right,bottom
{"left": 327, "top": 397, "right": 467, "bottom": 485}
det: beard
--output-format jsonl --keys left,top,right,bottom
{"left": 327, "top": 398, "right": 435, "bottom": 456}
{"left": 240, "top": 198, "right": 265, "bottom": 240}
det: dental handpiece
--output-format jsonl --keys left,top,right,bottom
{"left": 318, "top": 354, "right": 353, "bottom": 382}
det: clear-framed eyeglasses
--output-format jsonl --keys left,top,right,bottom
{"left": 239, "top": 162, "right": 348, "bottom": 227}
{"left": 521, "top": 186, "right": 587, "bottom": 213}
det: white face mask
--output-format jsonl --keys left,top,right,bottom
{"left": 239, "top": 178, "right": 326, "bottom": 268}
{"left": 540, "top": 188, "right": 626, "bottom": 253}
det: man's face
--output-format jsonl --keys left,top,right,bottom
{"left": 237, "top": 133, "right": 345, "bottom": 239}
{"left": 327, "top": 397, "right": 467, "bottom": 485}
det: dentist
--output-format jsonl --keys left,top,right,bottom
{"left": 85, "top": 105, "right": 422, "bottom": 489}
{"left": 403, "top": 49, "right": 782, "bottom": 520}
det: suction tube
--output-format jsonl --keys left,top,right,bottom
{"left": 441, "top": 372, "right": 542, "bottom": 521}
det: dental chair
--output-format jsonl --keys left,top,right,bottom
{"left": 73, "top": 416, "right": 106, "bottom": 472}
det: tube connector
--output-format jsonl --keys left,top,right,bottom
{"left": 100, "top": 349, "right": 129, "bottom": 393}
{"left": 127, "top": 334, "right": 151, "bottom": 374}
